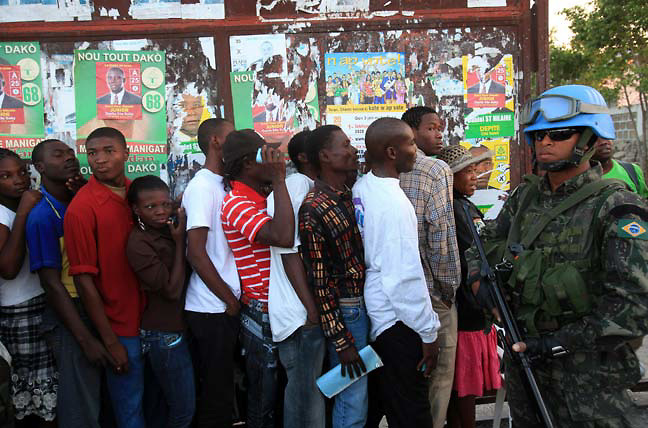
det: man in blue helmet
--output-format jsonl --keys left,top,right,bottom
{"left": 466, "top": 85, "right": 648, "bottom": 427}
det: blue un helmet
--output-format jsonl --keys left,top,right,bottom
{"left": 521, "top": 85, "right": 615, "bottom": 171}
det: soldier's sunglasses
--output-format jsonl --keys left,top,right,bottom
{"left": 521, "top": 94, "right": 609, "bottom": 125}
{"left": 532, "top": 128, "right": 581, "bottom": 142}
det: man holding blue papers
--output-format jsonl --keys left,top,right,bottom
{"left": 299, "top": 125, "right": 369, "bottom": 428}
{"left": 353, "top": 118, "right": 441, "bottom": 428}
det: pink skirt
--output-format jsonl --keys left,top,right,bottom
{"left": 453, "top": 325, "right": 502, "bottom": 397}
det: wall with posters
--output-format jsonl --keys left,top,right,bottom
{"left": 2, "top": 0, "right": 548, "bottom": 209}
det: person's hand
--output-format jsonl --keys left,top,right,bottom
{"left": 16, "top": 189, "right": 42, "bottom": 217}
{"left": 80, "top": 336, "right": 116, "bottom": 368}
{"left": 106, "top": 341, "right": 129, "bottom": 374}
{"left": 261, "top": 146, "right": 286, "bottom": 182}
{"left": 442, "top": 298, "right": 453, "bottom": 309}
{"left": 168, "top": 207, "right": 186, "bottom": 244}
{"left": 305, "top": 308, "right": 319, "bottom": 326}
{"left": 471, "top": 280, "right": 480, "bottom": 296}
{"left": 225, "top": 298, "right": 241, "bottom": 317}
{"left": 491, "top": 307, "right": 502, "bottom": 323}
{"left": 337, "top": 345, "right": 366, "bottom": 379}
{"left": 512, "top": 342, "right": 526, "bottom": 353}
{"left": 418, "top": 340, "right": 440, "bottom": 378}
{"left": 65, "top": 174, "right": 87, "bottom": 194}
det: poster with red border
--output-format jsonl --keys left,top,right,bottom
{"left": 96, "top": 62, "right": 143, "bottom": 120}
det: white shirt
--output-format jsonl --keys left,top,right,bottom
{"left": 267, "top": 173, "right": 314, "bottom": 342}
{"left": 0, "top": 205, "right": 43, "bottom": 307}
{"left": 352, "top": 171, "right": 439, "bottom": 343}
{"left": 111, "top": 89, "right": 125, "bottom": 105}
{"left": 182, "top": 169, "right": 241, "bottom": 313}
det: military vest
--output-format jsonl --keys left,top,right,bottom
{"left": 502, "top": 175, "right": 625, "bottom": 336}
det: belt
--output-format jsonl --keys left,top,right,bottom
{"left": 339, "top": 296, "right": 364, "bottom": 307}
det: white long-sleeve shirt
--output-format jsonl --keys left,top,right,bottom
{"left": 352, "top": 171, "right": 440, "bottom": 343}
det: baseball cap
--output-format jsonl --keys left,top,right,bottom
{"left": 222, "top": 129, "right": 266, "bottom": 164}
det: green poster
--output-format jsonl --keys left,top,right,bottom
{"left": 230, "top": 71, "right": 255, "bottom": 130}
{"left": 74, "top": 49, "right": 167, "bottom": 179}
{"left": 0, "top": 42, "right": 45, "bottom": 158}
{"left": 465, "top": 111, "right": 514, "bottom": 139}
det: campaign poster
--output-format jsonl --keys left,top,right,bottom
{"left": 463, "top": 54, "right": 512, "bottom": 109}
{"left": 74, "top": 49, "right": 167, "bottom": 179}
{"left": 324, "top": 52, "right": 406, "bottom": 159}
{"left": 460, "top": 138, "right": 510, "bottom": 219}
{"left": 0, "top": 42, "right": 45, "bottom": 158}
{"left": 229, "top": 34, "right": 298, "bottom": 144}
{"left": 462, "top": 54, "right": 514, "bottom": 139}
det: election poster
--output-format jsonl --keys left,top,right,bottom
{"left": 0, "top": 42, "right": 45, "bottom": 158}
{"left": 324, "top": 52, "right": 406, "bottom": 160}
{"left": 229, "top": 34, "right": 298, "bottom": 144}
{"left": 460, "top": 138, "right": 510, "bottom": 219}
{"left": 74, "top": 49, "right": 167, "bottom": 178}
{"left": 462, "top": 54, "right": 515, "bottom": 139}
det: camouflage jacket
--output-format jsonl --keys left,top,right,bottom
{"left": 466, "top": 164, "right": 648, "bottom": 387}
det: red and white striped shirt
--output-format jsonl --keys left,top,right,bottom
{"left": 221, "top": 181, "right": 272, "bottom": 305}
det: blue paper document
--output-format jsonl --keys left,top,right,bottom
{"left": 316, "top": 345, "right": 383, "bottom": 398}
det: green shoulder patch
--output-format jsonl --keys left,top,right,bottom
{"left": 618, "top": 219, "right": 648, "bottom": 240}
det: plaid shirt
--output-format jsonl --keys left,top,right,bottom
{"left": 298, "top": 180, "right": 365, "bottom": 352}
{"left": 399, "top": 148, "right": 461, "bottom": 302}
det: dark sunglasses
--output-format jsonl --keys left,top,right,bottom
{"left": 532, "top": 128, "right": 581, "bottom": 142}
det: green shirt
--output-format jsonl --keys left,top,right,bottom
{"left": 602, "top": 159, "right": 648, "bottom": 198}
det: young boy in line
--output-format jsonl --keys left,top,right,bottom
{"left": 298, "top": 125, "right": 369, "bottom": 428}
{"left": 267, "top": 131, "right": 324, "bottom": 428}
{"left": 220, "top": 129, "right": 294, "bottom": 428}
{"left": 27, "top": 139, "right": 113, "bottom": 428}
{"left": 400, "top": 106, "right": 461, "bottom": 427}
{"left": 353, "top": 117, "right": 440, "bottom": 428}
{"left": 64, "top": 127, "right": 145, "bottom": 428}
{"left": 181, "top": 118, "right": 242, "bottom": 428}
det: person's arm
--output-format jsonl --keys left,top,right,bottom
{"left": 38, "top": 269, "right": 114, "bottom": 367}
{"left": 0, "top": 190, "right": 41, "bottom": 279}
{"left": 298, "top": 206, "right": 365, "bottom": 378}
{"left": 64, "top": 202, "right": 126, "bottom": 373}
{"left": 423, "top": 163, "right": 461, "bottom": 306}
{"left": 541, "top": 195, "right": 648, "bottom": 353}
{"left": 74, "top": 274, "right": 128, "bottom": 372}
{"left": 186, "top": 228, "right": 240, "bottom": 315}
{"left": 126, "top": 209, "right": 187, "bottom": 302}
{"left": 254, "top": 146, "right": 294, "bottom": 248}
{"left": 281, "top": 253, "right": 319, "bottom": 325}
{"left": 380, "top": 209, "right": 441, "bottom": 376}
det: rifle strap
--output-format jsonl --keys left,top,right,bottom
{"left": 618, "top": 161, "right": 640, "bottom": 192}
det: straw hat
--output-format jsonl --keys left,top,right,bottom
{"left": 437, "top": 145, "right": 493, "bottom": 173}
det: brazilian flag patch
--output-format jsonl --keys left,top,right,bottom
{"left": 618, "top": 219, "right": 648, "bottom": 240}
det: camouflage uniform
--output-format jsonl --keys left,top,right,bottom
{"left": 466, "top": 164, "right": 648, "bottom": 427}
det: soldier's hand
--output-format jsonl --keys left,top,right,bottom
{"left": 512, "top": 341, "right": 526, "bottom": 353}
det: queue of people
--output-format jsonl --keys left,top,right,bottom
{"left": 0, "top": 83, "right": 646, "bottom": 428}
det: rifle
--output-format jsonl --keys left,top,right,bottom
{"left": 463, "top": 204, "right": 555, "bottom": 428}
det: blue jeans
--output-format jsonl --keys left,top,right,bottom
{"left": 41, "top": 303, "right": 102, "bottom": 428}
{"left": 327, "top": 299, "right": 370, "bottom": 428}
{"left": 240, "top": 301, "right": 279, "bottom": 428}
{"left": 105, "top": 336, "right": 145, "bottom": 428}
{"left": 277, "top": 324, "right": 326, "bottom": 428}
{"left": 141, "top": 330, "right": 195, "bottom": 428}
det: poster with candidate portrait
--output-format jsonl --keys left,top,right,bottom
{"left": 0, "top": 42, "right": 45, "bottom": 158}
{"left": 96, "top": 62, "right": 142, "bottom": 120}
{"left": 74, "top": 49, "right": 167, "bottom": 178}
{"left": 462, "top": 54, "right": 515, "bottom": 139}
